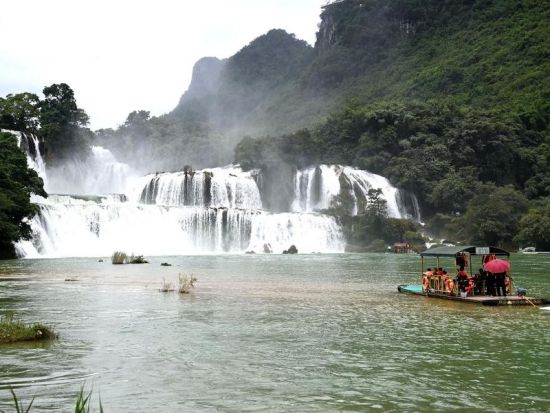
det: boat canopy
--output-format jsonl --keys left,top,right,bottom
{"left": 420, "top": 245, "right": 510, "bottom": 257}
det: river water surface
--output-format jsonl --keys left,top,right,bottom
{"left": 1, "top": 253, "right": 549, "bottom": 412}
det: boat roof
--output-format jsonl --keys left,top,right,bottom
{"left": 420, "top": 245, "right": 510, "bottom": 257}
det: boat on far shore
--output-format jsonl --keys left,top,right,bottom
{"left": 398, "top": 245, "right": 550, "bottom": 306}
{"left": 519, "top": 247, "right": 550, "bottom": 254}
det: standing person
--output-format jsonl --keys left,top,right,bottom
{"left": 495, "top": 272, "right": 506, "bottom": 297}
{"left": 478, "top": 268, "right": 487, "bottom": 295}
{"left": 486, "top": 271, "right": 496, "bottom": 296}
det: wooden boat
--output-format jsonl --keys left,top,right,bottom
{"left": 398, "top": 245, "right": 549, "bottom": 306}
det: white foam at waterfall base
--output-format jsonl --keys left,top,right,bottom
{"left": 16, "top": 196, "right": 345, "bottom": 257}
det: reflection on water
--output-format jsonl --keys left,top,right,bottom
{"left": 0, "top": 254, "right": 549, "bottom": 411}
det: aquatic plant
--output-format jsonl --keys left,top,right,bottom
{"left": 7, "top": 388, "right": 34, "bottom": 413}
{"left": 178, "top": 274, "right": 197, "bottom": 294}
{"left": 74, "top": 387, "right": 104, "bottom": 413}
{"left": 0, "top": 311, "right": 56, "bottom": 344}
{"left": 129, "top": 254, "right": 148, "bottom": 264}
{"left": 3, "top": 386, "right": 104, "bottom": 413}
{"left": 159, "top": 277, "right": 175, "bottom": 292}
{"left": 111, "top": 251, "right": 128, "bottom": 264}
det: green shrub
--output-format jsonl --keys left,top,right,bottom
{"left": 0, "top": 312, "right": 56, "bottom": 344}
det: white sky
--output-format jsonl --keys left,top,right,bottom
{"left": 0, "top": 0, "right": 326, "bottom": 130}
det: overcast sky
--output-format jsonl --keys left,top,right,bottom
{"left": 0, "top": 0, "right": 326, "bottom": 130}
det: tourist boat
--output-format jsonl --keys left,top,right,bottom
{"left": 398, "top": 245, "right": 549, "bottom": 306}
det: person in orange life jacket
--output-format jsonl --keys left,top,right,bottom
{"left": 422, "top": 268, "right": 433, "bottom": 290}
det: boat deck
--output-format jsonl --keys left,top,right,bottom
{"left": 398, "top": 285, "right": 549, "bottom": 306}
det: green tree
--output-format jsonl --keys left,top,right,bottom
{"left": 514, "top": 200, "right": 550, "bottom": 250}
{"left": 0, "top": 132, "right": 47, "bottom": 258}
{"left": 0, "top": 93, "right": 41, "bottom": 132}
{"left": 460, "top": 185, "right": 528, "bottom": 247}
{"left": 39, "top": 83, "right": 90, "bottom": 162}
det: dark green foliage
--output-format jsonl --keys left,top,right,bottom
{"left": 0, "top": 132, "right": 47, "bottom": 258}
{"left": 39, "top": 83, "right": 91, "bottom": 162}
{"left": 459, "top": 185, "right": 528, "bottom": 247}
{"left": 237, "top": 101, "right": 546, "bottom": 215}
{"left": 514, "top": 199, "right": 550, "bottom": 250}
{"left": 0, "top": 93, "right": 40, "bottom": 132}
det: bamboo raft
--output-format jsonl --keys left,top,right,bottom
{"left": 398, "top": 285, "right": 549, "bottom": 306}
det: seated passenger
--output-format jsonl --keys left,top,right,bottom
{"left": 456, "top": 266, "right": 470, "bottom": 294}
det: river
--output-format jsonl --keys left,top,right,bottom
{"left": 1, "top": 253, "right": 549, "bottom": 412}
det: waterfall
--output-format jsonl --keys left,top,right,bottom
{"left": 137, "top": 166, "right": 262, "bottom": 209}
{"left": 291, "top": 165, "right": 405, "bottom": 218}
{"left": 15, "top": 196, "right": 344, "bottom": 257}
{"left": 8, "top": 130, "right": 48, "bottom": 188}
{"left": 46, "top": 146, "right": 133, "bottom": 195}
{"left": 10, "top": 136, "right": 419, "bottom": 257}
{"left": 396, "top": 190, "right": 422, "bottom": 222}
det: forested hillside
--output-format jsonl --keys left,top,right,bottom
{"left": 61, "top": 0, "right": 550, "bottom": 248}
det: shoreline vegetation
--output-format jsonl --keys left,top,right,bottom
{"left": 0, "top": 312, "right": 56, "bottom": 344}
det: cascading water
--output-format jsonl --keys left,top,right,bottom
{"left": 137, "top": 166, "right": 262, "bottom": 209}
{"left": 16, "top": 196, "right": 344, "bottom": 257}
{"left": 12, "top": 134, "right": 419, "bottom": 257}
{"left": 9, "top": 130, "right": 48, "bottom": 187}
{"left": 291, "top": 165, "right": 417, "bottom": 218}
{"left": 46, "top": 146, "right": 133, "bottom": 195}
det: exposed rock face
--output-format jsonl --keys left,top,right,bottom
{"left": 172, "top": 29, "right": 314, "bottom": 137}
{"left": 178, "top": 57, "right": 226, "bottom": 103}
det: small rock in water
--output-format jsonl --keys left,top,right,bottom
{"left": 283, "top": 245, "right": 298, "bottom": 254}
{"left": 161, "top": 262, "right": 172, "bottom": 266}
{"left": 98, "top": 259, "right": 104, "bottom": 262}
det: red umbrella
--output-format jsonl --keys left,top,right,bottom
{"left": 484, "top": 259, "right": 510, "bottom": 273}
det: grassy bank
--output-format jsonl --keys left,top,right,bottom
{"left": 0, "top": 312, "right": 56, "bottom": 344}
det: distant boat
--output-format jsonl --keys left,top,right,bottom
{"left": 519, "top": 247, "right": 550, "bottom": 254}
{"left": 520, "top": 247, "right": 537, "bottom": 254}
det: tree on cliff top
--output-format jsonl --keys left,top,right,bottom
{"left": 0, "top": 93, "right": 41, "bottom": 132}
{"left": 39, "top": 83, "right": 90, "bottom": 162}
